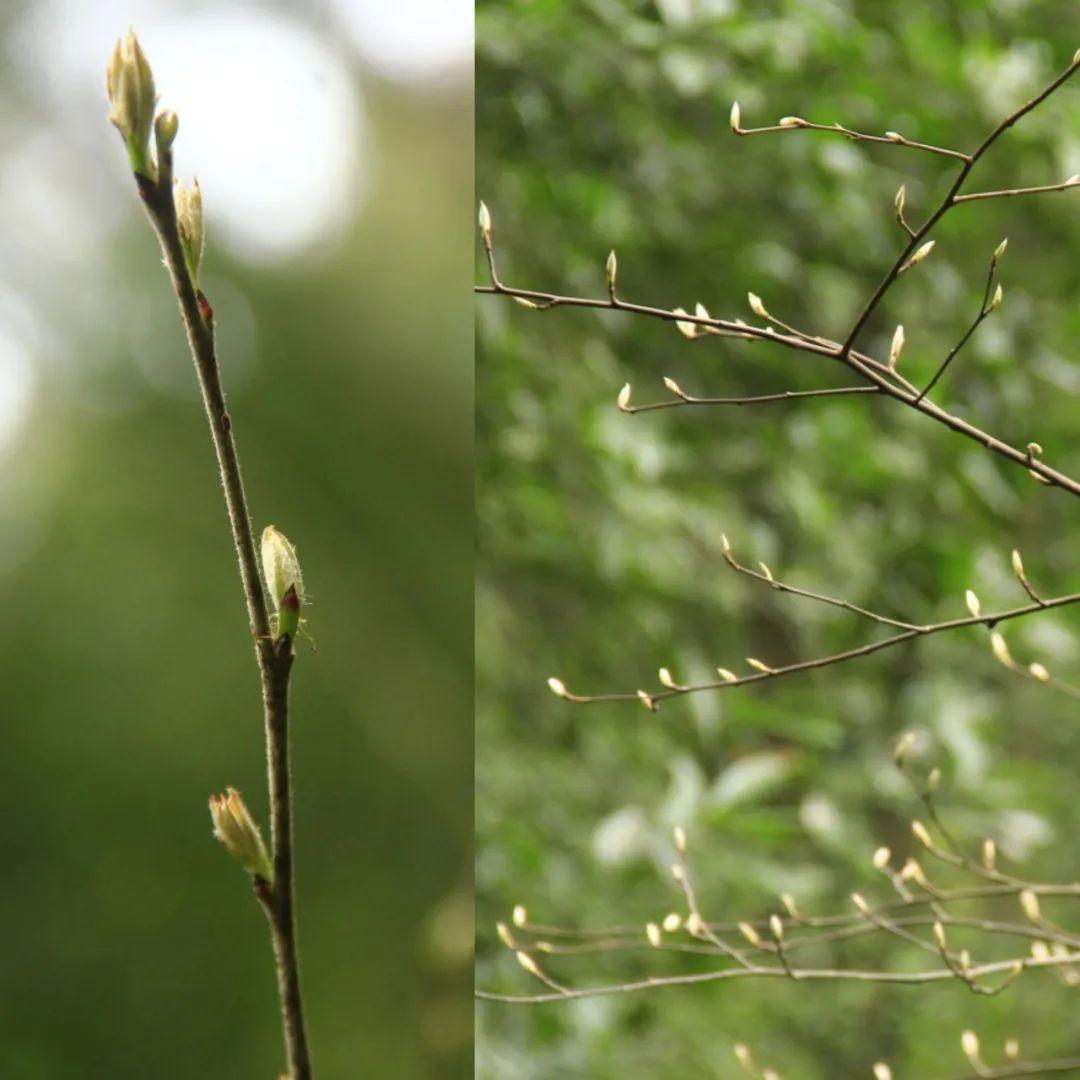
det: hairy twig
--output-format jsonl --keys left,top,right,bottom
{"left": 109, "top": 34, "right": 312, "bottom": 1078}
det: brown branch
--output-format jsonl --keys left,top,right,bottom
{"left": 915, "top": 249, "right": 1000, "bottom": 402}
{"left": 551, "top": 590, "right": 1080, "bottom": 708}
{"left": 732, "top": 115, "right": 970, "bottom": 161}
{"left": 954, "top": 178, "right": 1080, "bottom": 204}
{"left": 838, "top": 54, "right": 1080, "bottom": 357}
{"left": 720, "top": 544, "right": 922, "bottom": 630}
{"left": 136, "top": 153, "right": 312, "bottom": 1078}
{"left": 620, "top": 383, "right": 878, "bottom": 414}
{"left": 475, "top": 278, "right": 1080, "bottom": 496}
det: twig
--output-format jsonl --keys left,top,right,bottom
{"left": 114, "top": 39, "right": 313, "bottom": 1077}
{"left": 732, "top": 115, "right": 971, "bottom": 161}
{"left": 552, "top": 590, "right": 1080, "bottom": 708}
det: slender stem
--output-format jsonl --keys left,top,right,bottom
{"left": 734, "top": 118, "right": 970, "bottom": 161}
{"left": 135, "top": 156, "right": 312, "bottom": 1079}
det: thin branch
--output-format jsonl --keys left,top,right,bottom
{"left": 733, "top": 116, "right": 971, "bottom": 161}
{"left": 475, "top": 277, "right": 1080, "bottom": 496}
{"left": 954, "top": 178, "right": 1080, "bottom": 204}
{"left": 720, "top": 545, "right": 923, "bottom": 630}
{"left": 838, "top": 54, "right": 1080, "bottom": 357}
{"left": 916, "top": 246, "right": 1001, "bottom": 401}
{"left": 476, "top": 949, "right": 1078, "bottom": 1004}
{"left": 620, "top": 384, "right": 879, "bottom": 414}
{"left": 133, "top": 128, "right": 312, "bottom": 1080}
{"left": 552, "top": 590, "right": 1080, "bottom": 708}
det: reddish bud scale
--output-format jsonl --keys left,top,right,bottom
{"left": 196, "top": 290, "right": 214, "bottom": 323}
{"left": 278, "top": 584, "right": 301, "bottom": 639}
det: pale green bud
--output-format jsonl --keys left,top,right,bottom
{"left": 154, "top": 109, "right": 178, "bottom": 157}
{"left": 209, "top": 787, "right": 273, "bottom": 881}
{"left": 261, "top": 525, "right": 304, "bottom": 637}
{"left": 106, "top": 31, "right": 157, "bottom": 178}
{"left": 173, "top": 177, "right": 204, "bottom": 284}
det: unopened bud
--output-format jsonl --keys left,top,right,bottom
{"left": 873, "top": 1064, "right": 893, "bottom": 1080}
{"left": 174, "top": 177, "right": 205, "bottom": 284}
{"left": 673, "top": 825, "right": 687, "bottom": 854}
{"left": 685, "top": 911, "right": 703, "bottom": 935}
{"left": 889, "top": 324, "right": 905, "bottom": 369}
{"left": 658, "top": 667, "right": 678, "bottom": 689}
{"left": 729, "top": 102, "right": 742, "bottom": 132}
{"left": 961, "top": 1030, "right": 980, "bottom": 1064}
{"left": 515, "top": 951, "right": 541, "bottom": 978}
{"left": 965, "top": 590, "right": 981, "bottom": 618}
{"left": 496, "top": 922, "right": 515, "bottom": 948}
{"left": 932, "top": 921, "right": 947, "bottom": 949}
{"left": 769, "top": 914, "right": 784, "bottom": 941}
{"left": 747, "top": 292, "right": 768, "bottom": 318}
{"left": 1020, "top": 889, "right": 1042, "bottom": 923}
{"left": 733, "top": 1043, "right": 753, "bottom": 1070}
{"left": 637, "top": 689, "right": 656, "bottom": 711}
{"left": 994, "top": 238, "right": 1008, "bottom": 259}
{"left": 663, "top": 377, "right": 686, "bottom": 398}
{"left": 1028, "top": 661, "right": 1050, "bottom": 681}
{"left": 513, "top": 296, "right": 539, "bottom": 309}
{"left": 778, "top": 116, "right": 806, "bottom": 127}
{"left": 261, "top": 526, "right": 304, "bottom": 636}
{"left": 982, "top": 838, "right": 996, "bottom": 871}
{"left": 1011, "top": 549, "right": 1025, "bottom": 581}
{"left": 154, "top": 109, "right": 178, "bottom": 157}
{"left": 106, "top": 31, "right": 157, "bottom": 178}
{"left": 894, "top": 184, "right": 906, "bottom": 216}
{"left": 911, "top": 820, "right": 934, "bottom": 849}
{"left": 758, "top": 562, "right": 774, "bottom": 582}
{"left": 989, "top": 283, "right": 1004, "bottom": 311}
{"left": 512, "top": 904, "right": 528, "bottom": 927}
{"left": 872, "top": 846, "right": 891, "bottom": 870}
{"left": 617, "top": 383, "right": 632, "bottom": 411}
{"left": 738, "top": 921, "right": 761, "bottom": 946}
{"left": 990, "top": 632, "right": 1012, "bottom": 667}
{"left": 893, "top": 731, "right": 916, "bottom": 768}
{"left": 547, "top": 677, "right": 568, "bottom": 698}
{"left": 646, "top": 922, "right": 662, "bottom": 948}
{"left": 672, "top": 307, "right": 697, "bottom": 339}
{"left": 605, "top": 250, "right": 617, "bottom": 290}
{"left": 780, "top": 893, "right": 800, "bottom": 919}
{"left": 662, "top": 912, "right": 682, "bottom": 932}
{"left": 746, "top": 657, "right": 773, "bottom": 674}
{"left": 900, "top": 240, "right": 935, "bottom": 273}
{"left": 1005, "top": 1038, "right": 1020, "bottom": 1060}
{"left": 671, "top": 863, "right": 685, "bottom": 883}
{"left": 209, "top": 788, "right": 273, "bottom": 881}
{"left": 884, "top": 130, "right": 904, "bottom": 142}
{"left": 716, "top": 667, "right": 738, "bottom": 683}
{"left": 478, "top": 201, "right": 492, "bottom": 236}
{"left": 926, "top": 766, "right": 941, "bottom": 793}
{"left": 851, "top": 892, "right": 871, "bottom": 915}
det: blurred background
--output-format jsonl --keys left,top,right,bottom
{"left": 0, "top": 1, "right": 471, "bottom": 1076}
{"left": 476, "top": 2, "right": 1080, "bottom": 1077}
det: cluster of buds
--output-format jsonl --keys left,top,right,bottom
{"left": 107, "top": 32, "right": 208, "bottom": 290}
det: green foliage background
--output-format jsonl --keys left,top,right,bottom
{"left": 0, "top": 7, "right": 471, "bottom": 1078}
{"left": 477, "top": 2, "right": 1080, "bottom": 1076}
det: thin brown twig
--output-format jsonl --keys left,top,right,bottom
{"left": 720, "top": 545, "right": 923, "bottom": 630}
{"left": 135, "top": 150, "right": 312, "bottom": 1079}
{"left": 620, "top": 384, "right": 878, "bottom": 414}
{"left": 954, "top": 179, "right": 1080, "bottom": 203}
{"left": 733, "top": 116, "right": 971, "bottom": 161}
{"left": 552, "top": 590, "right": 1080, "bottom": 708}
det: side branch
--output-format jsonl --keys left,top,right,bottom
{"left": 550, "top": 590, "right": 1080, "bottom": 708}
